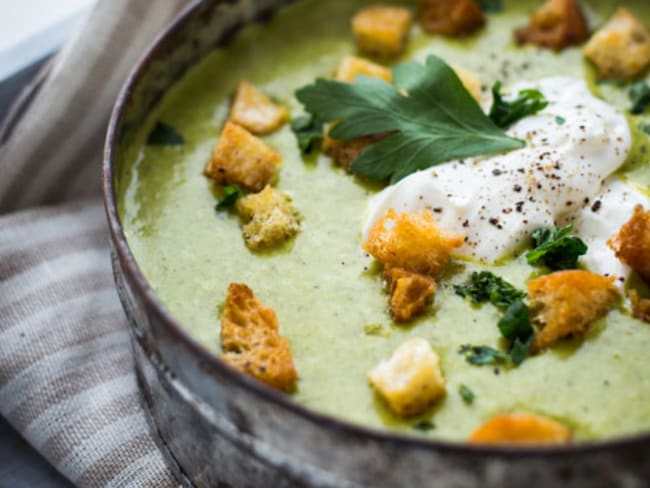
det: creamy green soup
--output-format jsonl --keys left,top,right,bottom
{"left": 118, "top": 0, "right": 650, "bottom": 442}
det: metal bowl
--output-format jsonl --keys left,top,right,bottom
{"left": 103, "top": 1, "right": 650, "bottom": 486}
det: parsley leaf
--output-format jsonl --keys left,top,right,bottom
{"left": 291, "top": 114, "right": 323, "bottom": 154}
{"left": 476, "top": 0, "right": 503, "bottom": 13}
{"left": 489, "top": 81, "right": 549, "bottom": 128}
{"left": 498, "top": 300, "right": 534, "bottom": 365}
{"left": 295, "top": 55, "right": 524, "bottom": 184}
{"left": 555, "top": 116, "right": 566, "bottom": 126}
{"left": 509, "top": 334, "right": 534, "bottom": 366}
{"left": 147, "top": 121, "right": 184, "bottom": 146}
{"left": 215, "top": 185, "right": 243, "bottom": 210}
{"left": 454, "top": 271, "right": 526, "bottom": 310}
{"left": 526, "top": 225, "right": 588, "bottom": 270}
{"left": 630, "top": 81, "right": 650, "bottom": 115}
{"left": 413, "top": 420, "right": 435, "bottom": 431}
{"left": 459, "top": 384, "right": 476, "bottom": 404}
{"left": 458, "top": 344, "right": 509, "bottom": 366}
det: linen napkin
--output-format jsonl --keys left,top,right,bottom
{"left": 0, "top": 0, "right": 193, "bottom": 486}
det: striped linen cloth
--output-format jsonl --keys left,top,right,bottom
{"left": 0, "top": 0, "right": 192, "bottom": 486}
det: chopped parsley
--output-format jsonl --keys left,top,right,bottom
{"left": 147, "top": 121, "right": 184, "bottom": 146}
{"left": 290, "top": 114, "right": 323, "bottom": 154}
{"left": 476, "top": 0, "right": 503, "bottom": 13}
{"left": 215, "top": 185, "right": 243, "bottom": 210}
{"left": 629, "top": 81, "right": 650, "bottom": 115}
{"left": 454, "top": 271, "right": 526, "bottom": 310}
{"left": 526, "top": 225, "right": 588, "bottom": 271}
{"left": 555, "top": 116, "right": 566, "bottom": 126}
{"left": 458, "top": 344, "right": 509, "bottom": 366}
{"left": 498, "top": 300, "right": 534, "bottom": 365}
{"left": 489, "top": 81, "right": 549, "bottom": 129}
{"left": 295, "top": 55, "right": 524, "bottom": 184}
{"left": 458, "top": 384, "right": 476, "bottom": 405}
{"left": 639, "top": 123, "right": 650, "bottom": 135}
{"left": 413, "top": 420, "right": 435, "bottom": 432}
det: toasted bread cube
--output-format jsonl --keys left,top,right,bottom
{"left": 630, "top": 289, "right": 650, "bottom": 324}
{"left": 608, "top": 205, "right": 650, "bottom": 283}
{"left": 584, "top": 9, "right": 650, "bottom": 80}
{"left": 527, "top": 270, "right": 619, "bottom": 352}
{"left": 352, "top": 5, "right": 413, "bottom": 58}
{"left": 236, "top": 185, "right": 300, "bottom": 250}
{"left": 384, "top": 267, "right": 436, "bottom": 323}
{"left": 221, "top": 283, "right": 297, "bottom": 391}
{"left": 368, "top": 338, "right": 446, "bottom": 418}
{"left": 363, "top": 209, "right": 464, "bottom": 276}
{"left": 229, "top": 81, "right": 288, "bottom": 135}
{"left": 470, "top": 414, "right": 571, "bottom": 445}
{"left": 515, "top": 0, "right": 589, "bottom": 51}
{"left": 452, "top": 65, "right": 483, "bottom": 102}
{"left": 206, "top": 122, "right": 281, "bottom": 192}
{"left": 416, "top": 0, "right": 485, "bottom": 37}
{"left": 335, "top": 56, "right": 393, "bottom": 83}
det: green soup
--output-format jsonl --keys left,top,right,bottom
{"left": 118, "top": 0, "right": 650, "bottom": 442}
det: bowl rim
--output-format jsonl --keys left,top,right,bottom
{"left": 102, "top": 0, "right": 650, "bottom": 458}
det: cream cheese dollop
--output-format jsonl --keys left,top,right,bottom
{"left": 364, "top": 77, "right": 645, "bottom": 281}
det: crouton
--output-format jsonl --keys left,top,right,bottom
{"left": 452, "top": 65, "right": 483, "bottom": 102}
{"left": 469, "top": 413, "right": 572, "bottom": 445}
{"left": 221, "top": 283, "right": 297, "bottom": 391}
{"left": 235, "top": 185, "right": 300, "bottom": 250}
{"left": 363, "top": 209, "right": 464, "bottom": 276}
{"left": 229, "top": 81, "right": 289, "bottom": 135}
{"left": 608, "top": 205, "right": 650, "bottom": 283}
{"left": 368, "top": 338, "right": 446, "bottom": 418}
{"left": 515, "top": 0, "right": 589, "bottom": 51}
{"left": 206, "top": 122, "right": 281, "bottom": 192}
{"left": 335, "top": 56, "right": 393, "bottom": 83}
{"left": 384, "top": 267, "right": 436, "bottom": 322}
{"left": 630, "top": 289, "right": 650, "bottom": 324}
{"left": 584, "top": 8, "right": 650, "bottom": 80}
{"left": 352, "top": 5, "right": 413, "bottom": 59}
{"left": 416, "top": 0, "right": 485, "bottom": 37}
{"left": 527, "top": 270, "right": 619, "bottom": 352}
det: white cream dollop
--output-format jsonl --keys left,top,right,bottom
{"left": 364, "top": 77, "right": 642, "bottom": 280}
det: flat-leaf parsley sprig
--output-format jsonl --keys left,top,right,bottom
{"left": 295, "top": 55, "right": 525, "bottom": 184}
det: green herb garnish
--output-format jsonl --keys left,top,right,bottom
{"left": 555, "top": 116, "right": 566, "bottom": 126}
{"left": 454, "top": 271, "right": 526, "bottom": 310}
{"left": 458, "top": 384, "right": 476, "bottom": 404}
{"left": 498, "top": 300, "right": 534, "bottom": 365}
{"left": 295, "top": 55, "right": 524, "bottom": 184}
{"left": 489, "top": 81, "right": 549, "bottom": 129}
{"left": 630, "top": 81, "right": 650, "bottom": 115}
{"left": 458, "top": 344, "right": 509, "bottom": 366}
{"left": 639, "top": 123, "right": 650, "bottom": 135}
{"left": 215, "top": 185, "right": 243, "bottom": 210}
{"left": 509, "top": 334, "right": 534, "bottom": 366}
{"left": 291, "top": 114, "right": 324, "bottom": 154}
{"left": 413, "top": 420, "right": 435, "bottom": 432}
{"left": 147, "top": 121, "right": 184, "bottom": 146}
{"left": 526, "top": 225, "right": 588, "bottom": 270}
{"left": 477, "top": 0, "right": 503, "bottom": 12}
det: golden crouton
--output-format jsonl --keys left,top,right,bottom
{"left": 384, "top": 267, "right": 436, "bottom": 323}
{"left": 368, "top": 338, "right": 446, "bottom": 418}
{"left": 352, "top": 5, "right": 413, "bottom": 58}
{"left": 229, "top": 81, "right": 289, "bottom": 135}
{"left": 630, "top": 289, "right": 650, "bottom": 324}
{"left": 452, "top": 65, "right": 483, "bottom": 102}
{"left": 221, "top": 283, "right": 297, "bottom": 392}
{"left": 416, "top": 0, "right": 485, "bottom": 37}
{"left": 608, "top": 205, "right": 650, "bottom": 283}
{"left": 205, "top": 122, "right": 281, "bottom": 192}
{"left": 469, "top": 413, "right": 572, "bottom": 445}
{"left": 363, "top": 209, "right": 464, "bottom": 277}
{"left": 527, "top": 270, "right": 619, "bottom": 352}
{"left": 236, "top": 185, "right": 300, "bottom": 250}
{"left": 515, "top": 0, "right": 589, "bottom": 51}
{"left": 335, "top": 56, "right": 393, "bottom": 83}
{"left": 584, "top": 8, "right": 650, "bottom": 80}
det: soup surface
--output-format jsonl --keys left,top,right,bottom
{"left": 118, "top": 0, "right": 650, "bottom": 441}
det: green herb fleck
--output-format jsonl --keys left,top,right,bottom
{"left": 215, "top": 185, "right": 243, "bottom": 211}
{"left": 498, "top": 300, "right": 534, "bottom": 365}
{"left": 454, "top": 271, "right": 526, "bottom": 310}
{"left": 147, "top": 121, "right": 184, "bottom": 146}
{"left": 413, "top": 420, "right": 435, "bottom": 432}
{"left": 509, "top": 334, "right": 534, "bottom": 366}
{"left": 639, "top": 123, "right": 650, "bottom": 135}
{"left": 476, "top": 0, "right": 503, "bottom": 12}
{"left": 290, "top": 114, "right": 323, "bottom": 154}
{"left": 526, "top": 225, "right": 588, "bottom": 271}
{"left": 629, "top": 81, "right": 650, "bottom": 115}
{"left": 363, "top": 323, "right": 388, "bottom": 337}
{"left": 555, "top": 116, "right": 566, "bottom": 126}
{"left": 458, "top": 344, "right": 509, "bottom": 366}
{"left": 295, "top": 55, "right": 524, "bottom": 184}
{"left": 458, "top": 384, "right": 476, "bottom": 404}
{"left": 489, "top": 81, "right": 549, "bottom": 129}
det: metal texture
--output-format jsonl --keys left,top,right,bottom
{"left": 103, "top": 1, "right": 650, "bottom": 486}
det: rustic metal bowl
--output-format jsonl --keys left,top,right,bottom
{"left": 103, "top": 1, "right": 650, "bottom": 486}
